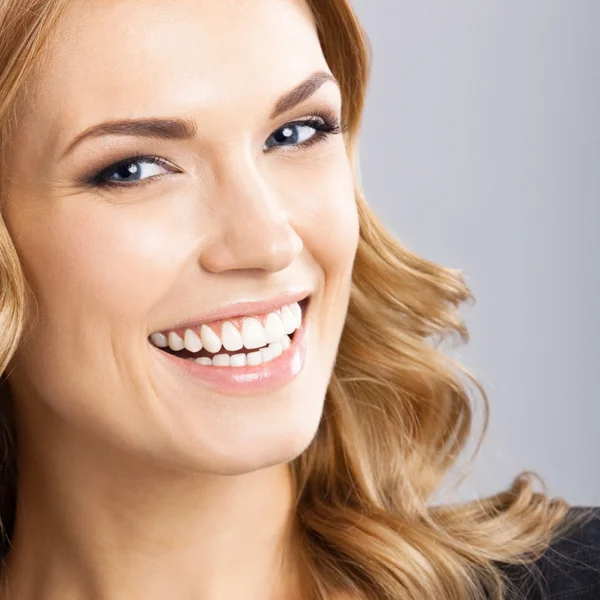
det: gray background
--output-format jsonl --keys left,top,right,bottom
{"left": 351, "top": 1, "right": 599, "bottom": 506}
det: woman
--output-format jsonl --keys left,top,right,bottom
{"left": 0, "top": 0, "right": 597, "bottom": 598}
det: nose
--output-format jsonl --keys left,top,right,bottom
{"left": 198, "top": 152, "right": 303, "bottom": 274}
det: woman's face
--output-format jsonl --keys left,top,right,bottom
{"left": 3, "top": 0, "right": 359, "bottom": 474}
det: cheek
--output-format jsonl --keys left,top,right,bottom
{"left": 290, "top": 152, "right": 359, "bottom": 279}
{"left": 1, "top": 198, "right": 172, "bottom": 442}
{"left": 3, "top": 194, "right": 191, "bottom": 412}
{"left": 290, "top": 152, "right": 358, "bottom": 351}
{"left": 10, "top": 197, "right": 194, "bottom": 328}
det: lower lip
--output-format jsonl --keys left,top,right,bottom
{"left": 153, "top": 313, "right": 309, "bottom": 396}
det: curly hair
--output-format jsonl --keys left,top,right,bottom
{"left": 0, "top": 1, "right": 595, "bottom": 599}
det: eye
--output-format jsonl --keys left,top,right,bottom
{"left": 263, "top": 115, "right": 342, "bottom": 152}
{"left": 91, "top": 156, "right": 174, "bottom": 187}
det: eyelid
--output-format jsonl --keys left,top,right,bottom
{"left": 281, "top": 106, "right": 343, "bottom": 132}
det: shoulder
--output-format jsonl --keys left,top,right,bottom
{"left": 497, "top": 505, "right": 600, "bottom": 600}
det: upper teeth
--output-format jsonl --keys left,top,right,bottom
{"left": 149, "top": 300, "right": 303, "bottom": 353}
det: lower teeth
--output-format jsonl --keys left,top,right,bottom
{"left": 184, "top": 335, "right": 292, "bottom": 367}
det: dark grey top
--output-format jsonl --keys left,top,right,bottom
{"left": 496, "top": 505, "right": 600, "bottom": 599}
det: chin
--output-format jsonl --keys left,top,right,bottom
{"left": 146, "top": 376, "right": 329, "bottom": 477}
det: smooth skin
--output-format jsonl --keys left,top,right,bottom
{"left": 0, "top": 0, "right": 359, "bottom": 598}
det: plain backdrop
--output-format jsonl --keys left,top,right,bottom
{"left": 350, "top": 1, "right": 599, "bottom": 506}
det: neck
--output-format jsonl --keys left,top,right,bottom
{"left": 2, "top": 416, "right": 305, "bottom": 600}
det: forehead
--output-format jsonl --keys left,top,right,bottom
{"left": 25, "top": 0, "right": 328, "bottom": 149}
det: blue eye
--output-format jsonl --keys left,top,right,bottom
{"left": 263, "top": 117, "right": 341, "bottom": 151}
{"left": 92, "top": 156, "right": 173, "bottom": 187}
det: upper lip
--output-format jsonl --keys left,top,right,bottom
{"left": 153, "top": 289, "right": 312, "bottom": 333}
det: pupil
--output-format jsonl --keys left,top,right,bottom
{"left": 116, "top": 162, "right": 139, "bottom": 180}
{"left": 275, "top": 125, "right": 297, "bottom": 144}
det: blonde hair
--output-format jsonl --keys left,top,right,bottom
{"left": 0, "top": 1, "right": 595, "bottom": 599}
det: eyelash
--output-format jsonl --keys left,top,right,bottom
{"left": 86, "top": 110, "right": 347, "bottom": 191}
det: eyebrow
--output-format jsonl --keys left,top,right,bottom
{"left": 60, "top": 70, "right": 339, "bottom": 159}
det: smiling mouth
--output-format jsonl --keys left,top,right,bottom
{"left": 150, "top": 297, "right": 309, "bottom": 367}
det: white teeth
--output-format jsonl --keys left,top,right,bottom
{"left": 184, "top": 335, "right": 293, "bottom": 368}
{"left": 260, "top": 346, "right": 275, "bottom": 362}
{"left": 168, "top": 331, "right": 184, "bottom": 351}
{"left": 212, "top": 354, "right": 230, "bottom": 367}
{"left": 264, "top": 312, "right": 286, "bottom": 343}
{"left": 268, "top": 341, "right": 283, "bottom": 358}
{"left": 150, "top": 332, "right": 168, "bottom": 348}
{"left": 200, "top": 324, "right": 222, "bottom": 353}
{"left": 280, "top": 306, "right": 296, "bottom": 334}
{"left": 246, "top": 350, "right": 263, "bottom": 366}
{"left": 229, "top": 353, "right": 247, "bottom": 367}
{"left": 183, "top": 328, "right": 203, "bottom": 352}
{"left": 152, "top": 299, "right": 304, "bottom": 361}
{"left": 221, "top": 321, "right": 244, "bottom": 351}
{"left": 289, "top": 301, "right": 302, "bottom": 329}
{"left": 241, "top": 317, "right": 267, "bottom": 350}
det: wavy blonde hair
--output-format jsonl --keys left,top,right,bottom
{"left": 0, "top": 1, "right": 595, "bottom": 599}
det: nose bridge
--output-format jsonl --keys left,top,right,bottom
{"left": 199, "top": 148, "right": 303, "bottom": 274}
